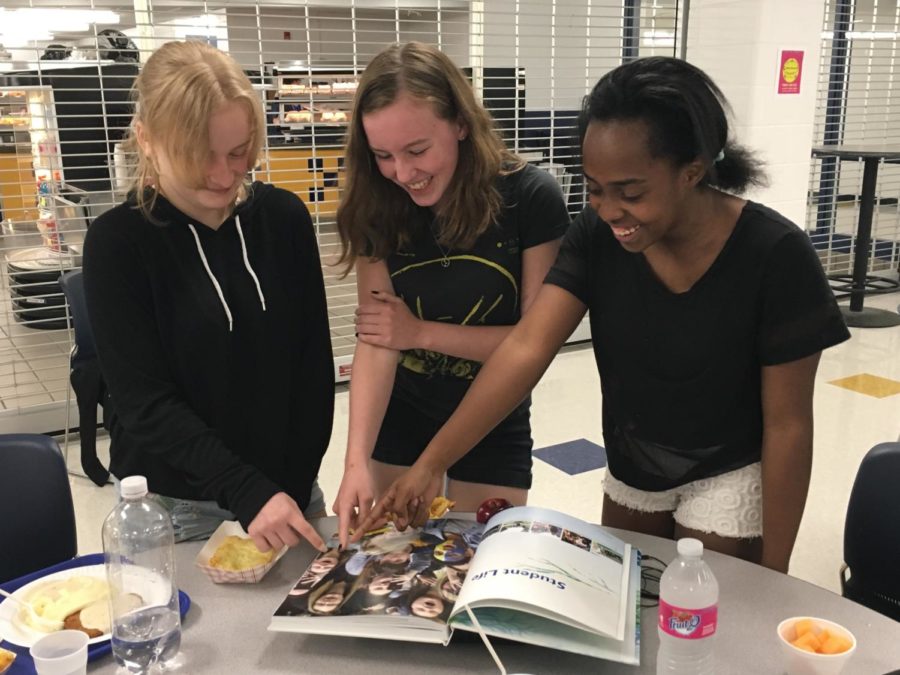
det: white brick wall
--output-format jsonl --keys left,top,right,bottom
{"left": 686, "top": 0, "right": 827, "bottom": 229}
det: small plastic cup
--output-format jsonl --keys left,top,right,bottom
{"left": 777, "top": 616, "right": 857, "bottom": 675}
{"left": 29, "top": 630, "right": 89, "bottom": 675}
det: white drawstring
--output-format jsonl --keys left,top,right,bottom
{"left": 235, "top": 214, "right": 267, "bottom": 312}
{"left": 187, "top": 217, "right": 268, "bottom": 332}
{"left": 187, "top": 223, "right": 233, "bottom": 332}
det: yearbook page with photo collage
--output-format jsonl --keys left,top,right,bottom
{"left": 269, "top": 506, "right": 640, "bottom": 664}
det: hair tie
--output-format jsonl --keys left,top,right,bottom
{"left": 714, "top": 149, "right": 725, "bottom": 163}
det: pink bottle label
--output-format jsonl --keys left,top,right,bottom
{"left": 658, "top": 600, "right": 717, "bottom": 639}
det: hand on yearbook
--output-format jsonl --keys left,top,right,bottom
{"left": 333, "top": 463, "right": 376, "bottom": 550}
{"left": 355, "top": 461, "right": 443, "bottom": 536}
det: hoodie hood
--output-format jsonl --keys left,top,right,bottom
{"left": 130, "top": 181, "right": 275, "bottom": 228}
{"left": 235, "top": 181, "right": 276, "bottom": 220}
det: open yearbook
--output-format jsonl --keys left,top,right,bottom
{"left": 269, "top": 506, "right": 641, "bottom": 665}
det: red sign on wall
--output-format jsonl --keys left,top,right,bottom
{"left": 777, "top": 50, "right": 804, "bottom": 95}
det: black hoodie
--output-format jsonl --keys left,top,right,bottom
{"left": 83, "top": 182, "right": 334, "bottom": 529}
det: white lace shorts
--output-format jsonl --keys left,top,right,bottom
{"left": 602, "top": 463, "right": 763, "bottom": 539}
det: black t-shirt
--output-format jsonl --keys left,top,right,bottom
{"left": 376, "top": 163, "right": 570, "bottom": 455}
{"left": 545, "top": 201, "right": 850, "bottom": 491}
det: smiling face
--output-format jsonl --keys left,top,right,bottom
{"left": 582, "top": 118, "right": 704, "bottom": 253}
{"left": 362, "top": 92, "right": 465, "bottom": 210}
{"left": 312, "top": 590, "right": 344, "bottom": 614}
{"left": 143, "top": 99, "right": 253, "bottom": 227}
{"left": 439, "top": 570, "right": 463, "bottom": 601}
{"left": 368, "top": 574, "right": 394, "bottom": 596}
{"left": 379, "top": 547, "right": 412, "bottom": 566}
{"left": 411, "top": 595, "right": 445, "bottom": 619}
{"left": 308, "top": 551, "right": 338, "bottom": 576}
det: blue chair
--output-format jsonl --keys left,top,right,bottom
{"left": 60, "top": 269, "right": 110, "bottom": 486}
{"left": 0, "top": 434, "right": 78, "bottom": 583}
{"left": 840, "top": 441, "right": 900, "bottom": 621}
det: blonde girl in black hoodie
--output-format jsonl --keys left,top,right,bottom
{"left": 84, "top": 41, "right": 333, "bottom": 552}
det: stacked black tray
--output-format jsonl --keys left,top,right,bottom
{"left": 7, "top": 247, "right": 75, "bottom": 330}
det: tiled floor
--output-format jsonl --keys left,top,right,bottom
{"left": 64, "top": 290, "right": 900, "bottom": 596}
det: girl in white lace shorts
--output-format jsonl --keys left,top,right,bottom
{"left": 603, "top": 463, "right": 763, "bottom": 539}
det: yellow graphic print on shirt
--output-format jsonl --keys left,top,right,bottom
{"left": 390, "top": 254, "right": 519, "bottom": 380}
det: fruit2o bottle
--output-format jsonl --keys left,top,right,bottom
{"left": 656, "top": 538, "right": 718, "bottom": 675}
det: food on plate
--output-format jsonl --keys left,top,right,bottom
{"left": 22, "top": 576, "right": 110, "bottom": 633}
{"left": 63, "top": 599, "right": 105, "bottom": 638}
{"left": 476, "top": 497, "right": 513, "bottom": 524}
{"left": 0, "top": 646, "right": 15, "bottom": 673}
{"left": 208, "top": 535, "right": 276, "bottom": 571}
{"left": 789, "top": 618, "right": 853, "bottom": 655}
{"left": 428, "top": 496, "right": 455, "bottom": 518}
{"left": 62, "top": 593, "right": 138, "bottom": 638}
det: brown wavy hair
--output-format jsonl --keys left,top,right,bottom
{"left": 337, "top": 42, "right": 523, "bottom": 273}
{"left": 123, "top": 41, "right": 266, "bottom": 218}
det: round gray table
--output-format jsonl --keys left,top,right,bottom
{"left": 92, "top": 518, "right": 900, "bottom": 674}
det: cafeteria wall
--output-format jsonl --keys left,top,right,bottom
{"left": 686, "top": 0, "right": 825, "bottom": 229}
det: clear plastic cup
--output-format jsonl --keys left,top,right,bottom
{"left": 29, "top": 630, "right": 89, "bottom": 675}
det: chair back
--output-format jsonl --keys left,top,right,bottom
{"left": 59, "top": 269, "right": 110, "bottom": 486}
{"left": 0, "top": 434, "right": 77, "bottom": 582}
{"left": 842, "top": 441, "right": 900, "bottom": 620}
{"left": 59, "top": 269, "right": 96, "bottom": 364}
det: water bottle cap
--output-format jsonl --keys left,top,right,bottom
{"left": 676, "top": 537, "right": 703, "bottom": 558}
{"left": 120, "top": 475, "right": 148, "bottom": 499}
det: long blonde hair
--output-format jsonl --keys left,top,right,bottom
{"left": 337, "top": 42, "right": 523, "bottom": 272}
{"left": 123, "top": 41, "right": 266, "bottom": 218}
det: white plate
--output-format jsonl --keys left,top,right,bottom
{"left": 0, "top": 565, "right": 111, "bottom": 648}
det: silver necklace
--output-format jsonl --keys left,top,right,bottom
{"left": 430, "top": 224, "right": 451, "bottom": 267}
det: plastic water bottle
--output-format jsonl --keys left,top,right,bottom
{"left": 657, "top": 538, "right": 718, "bottom": 675}
{"left": 102, "top": 476, "right": 182, "bottom": 673}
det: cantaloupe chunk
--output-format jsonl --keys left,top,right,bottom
{"left": 817, "top": 629, "right": 832, "bottom": 644}
{"left": 793, "top": 641, "right": 817, "bottom": 653}
{"left": 792, "top": 631, "right": 822, "bottom": 652}
{"left": 819, "top": 634, "right": 853, "bottom": 655}
{"left": 793, "top": 618, "right": 816, "bottom": 638}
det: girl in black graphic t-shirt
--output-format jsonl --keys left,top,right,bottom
{"left": 333, "top": 42, "right": 569, "bottom": 548}
{"left": 364, "top": 57, "right": 849, "bottom": 572}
